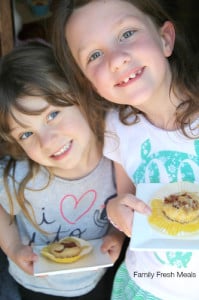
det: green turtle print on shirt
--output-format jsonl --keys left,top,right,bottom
{"left": 133, "top": 139, "right": 199, "bottom": 183}
{"left": 132, "top": 138, "right": 199, "bottom": 269}
{"left": 154, "top": 252, "right": 192, "bottom": 268}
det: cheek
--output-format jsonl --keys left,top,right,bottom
{"left": 84, "top": 62, "right": 106, "bottom": 86}
{"left": 77, "top": 122, "right": 93, "bottom": 144}
{"left": 82, "top": 69, "right": 95, "bottom": 87}
{"left": 20, "top": 143, "right": 40, "bottom": 161}
{"left": 87, "top": 70, "right": 107, "bottom": 96}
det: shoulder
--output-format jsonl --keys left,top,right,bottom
{"left": 0, "top": 158, "right": 31, "bottom": 183}
{"left": 0, "top": 156, "right": 10, "bottom": 168}
{"left": 105, "top": 109, "right": 118, "bottom": 130}
{"left": 105, "top": 110, "right": 145, "bottom": 138}
{"left": 0, "top": 157, "right": 9, "bottom": 190}
{"left": 105, "top": 109, "right": 143, "bottom": 131}
{"left": 105, "top": 109, "right": 125, "bottom": 134}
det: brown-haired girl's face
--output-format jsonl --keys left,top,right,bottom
{"left": 9, "top": 96, "right": 97, "bottom": 178}
{"left": 65, "top": 0, "right": 175, "bottom": 109}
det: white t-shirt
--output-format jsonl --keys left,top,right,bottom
{"left": 104, "top": 110, "right": 199, "bottom": 300}
{"left": 0, "top": 157, "right": 116, "bottom": 297}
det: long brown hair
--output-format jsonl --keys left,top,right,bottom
{"left": 0, "top": 42, "right": 105, "bottom": 229}
{"left": 51, "top": 0, "right": 199, "bottom": 134}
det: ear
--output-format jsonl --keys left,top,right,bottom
{"left": 160, "top": 21, "right": 175, "bottom": 57}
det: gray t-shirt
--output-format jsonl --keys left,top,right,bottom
{"left": 0, "top": 157, "right": 116, "bottom": 297}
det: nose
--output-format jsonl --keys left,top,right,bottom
{"left": 109, "top": 50, "right": 130, "bottom": 72}
{"left": 39, "top": 127, "right": 57, "bottom": 150}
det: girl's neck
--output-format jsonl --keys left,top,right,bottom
{"left": 139, "top": 91, "right": 182, "bottom": 131}
{"left": 143, "top": 109, "right": 177, "bottom": 130}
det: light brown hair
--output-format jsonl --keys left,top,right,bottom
{"left": 0, "top": 42, "right": 105, "bottom": 230}
{"left": 51, "top": 0, "right": 199, "bottom": 135}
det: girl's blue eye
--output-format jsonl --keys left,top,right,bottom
{"left": 89, "top": 50, "right": 102, "bottom": 62}
{"left": 121, "top": 30, "right": 134, "bottom": 41}
{"left": 20, "top": 132, "right": 33, "bottom": 140}
{"left": 48, "top": 111, "right": 59, "bottom": 121}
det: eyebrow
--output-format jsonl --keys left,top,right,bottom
{"left": 10, "top": 124, "right": 30, "bottom": 134}
{"left": 9, "top": 104, "right": 51, "bottom": 133}
{"left": 77, "top": 14, "right": 140, "bottom": 58}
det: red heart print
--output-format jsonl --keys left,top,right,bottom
{"left": 60, "top": 189, "right": 97, "bottom": 224}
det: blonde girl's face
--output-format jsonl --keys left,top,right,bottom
{"left": 66, "top": 0, "right": 175, "bottom": 109}
{"left": 9, "top": 96, "right": 98, "bottom": 178}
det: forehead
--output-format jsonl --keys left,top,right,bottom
{"left": 14, "top": 96, "right": 48, "bottom": 112}
{"left": 8, "top": 96, "right": 49, "bottom": 129}
{"left": 67, "top": 0, "right": 145, "bottom": 32}
{"left": 66, "top": 0, "right": 147, "bottom": 51}
{"left": 9, "top": 96, "right": 48, "bottom": 123}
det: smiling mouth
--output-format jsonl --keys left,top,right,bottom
{"left": 52, "top": 141, "right": 72, "bottom": 157}
{"left": 116, "top": 68, "right": 143, "bottom": 86}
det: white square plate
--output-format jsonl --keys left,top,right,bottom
{"left": 130, "top": 183, "right": 199, "bottom": 251}
{"left": 33, "top": 238, "right": 113, "bottom": 276}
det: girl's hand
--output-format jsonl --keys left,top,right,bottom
{"left": 0, "top": 206, "right": 38, "bottom": 275}
{"left": 106, "top": 194, "right": 151, "bottom": 237}
{"left": 101, "top": 227, "right": 125, "bottom": 263}
{"left": 10, "top": 244, "right": 38, "bottom": 275}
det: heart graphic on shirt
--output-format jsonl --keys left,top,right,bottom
{"left": 60, "top": 190, "right": 97, "bottom": 224}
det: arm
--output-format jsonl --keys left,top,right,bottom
{"left": 106, "top": 163, "right": 151, "bottom": 237}
{"left": 0, "top": 205, "right": 37, "bottom": 275}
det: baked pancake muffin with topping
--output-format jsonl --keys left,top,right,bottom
{"left": 148, "top": 183, "right": 199, "bottom": 236}
{"left": 41, "top": 237, "right": 93, "bottom": 263}
{"left": 162, "top": 191, "right": 199, "bottom": 223}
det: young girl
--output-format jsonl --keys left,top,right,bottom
{"left": 51, "top": 0, "right": 199, "bottom": 299}
{"left": 0, "top": 42, "right": 125, "bottom": 300}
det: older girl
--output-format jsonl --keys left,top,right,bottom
{"left": 52, "top": 1, "right": 199, "bottom": 299}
